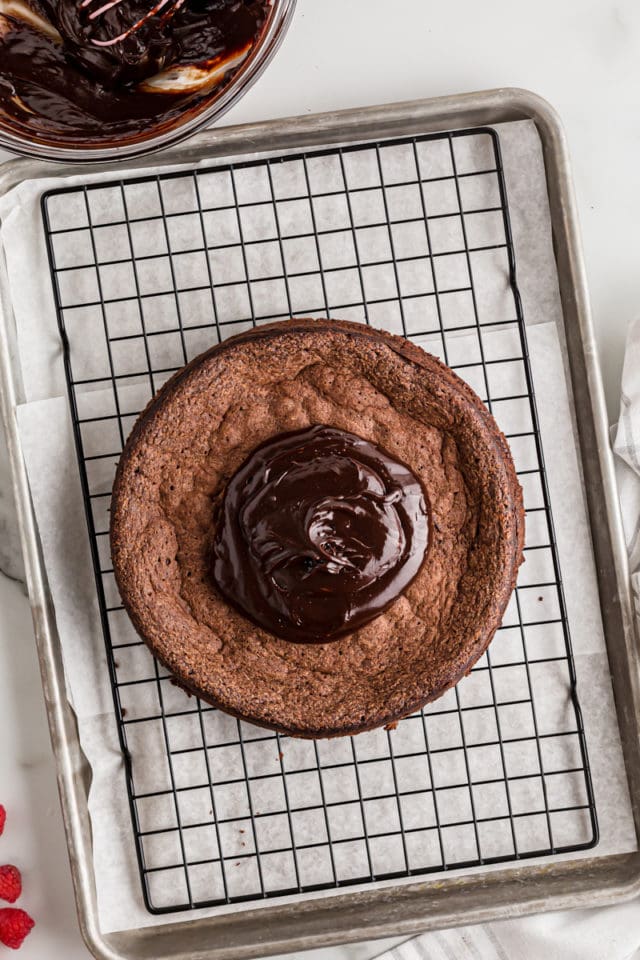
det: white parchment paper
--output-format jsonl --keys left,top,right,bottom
{"left": 0, "top": 120, "right": 636, "bottom": 934}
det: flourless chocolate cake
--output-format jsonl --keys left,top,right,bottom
{"left": 110, "top": 318, "right": 524, "bottom": 737}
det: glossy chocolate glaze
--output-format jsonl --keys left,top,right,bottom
{"left": 0, "top": 0, "right": 269, "bottom": 139}
{"left": 211, "top": 425, "right": 430, "bottom": 644}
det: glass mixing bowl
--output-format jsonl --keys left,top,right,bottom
{"left": 0, "top": 0, "right": 296, "bottom": 163}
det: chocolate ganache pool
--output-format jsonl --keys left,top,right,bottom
{"left": 0, "top": 0, "right": 270, "bottom": 142}
{"left": 211, "top": 425, "right": 430, "bottom": 644}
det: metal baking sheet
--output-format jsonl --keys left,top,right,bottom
{"left": 0, "top": 90, "right": 639, "bottom": 960}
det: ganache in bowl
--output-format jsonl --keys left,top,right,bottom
{"left": 0, "top": 0, "right": 295, "bottom": 161}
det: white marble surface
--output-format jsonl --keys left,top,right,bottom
{"left": 0, "top": 1, "right": 639, "bottom": 957}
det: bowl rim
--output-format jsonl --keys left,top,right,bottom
{"left": 0, "top": 0, "right": 297, "bottom": 164}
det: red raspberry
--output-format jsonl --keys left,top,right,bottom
{"left": 0, "top": 806, "right": 5, "bottom": 837}
{"left": 0, "top": 866, "right": 21, "bottom": 904}
{"left": 0, "top": 909, "right": 34, "bottom": 950}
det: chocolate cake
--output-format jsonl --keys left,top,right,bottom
{"left": 110, "top": 318, "right": 525, "bottom": 738}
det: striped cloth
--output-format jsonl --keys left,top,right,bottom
{"left": 375, "top": 318, "right": 640, "bottom": 960}
{"left": 613, "top": 317, "right": 640, "bottom": 622}
{"left": 376, "top": 901, "right": 640, "bottom": 960}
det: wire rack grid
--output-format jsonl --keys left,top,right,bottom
{"left": 41, "top": 126, "right": 598, "bottom": 914}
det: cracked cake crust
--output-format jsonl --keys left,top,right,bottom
{"left": 110, "top": 318, "right": 525, "bottom": 738}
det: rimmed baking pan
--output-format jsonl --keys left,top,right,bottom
{"left": 0, "top": 89, "right": 638, "bottom": 960}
